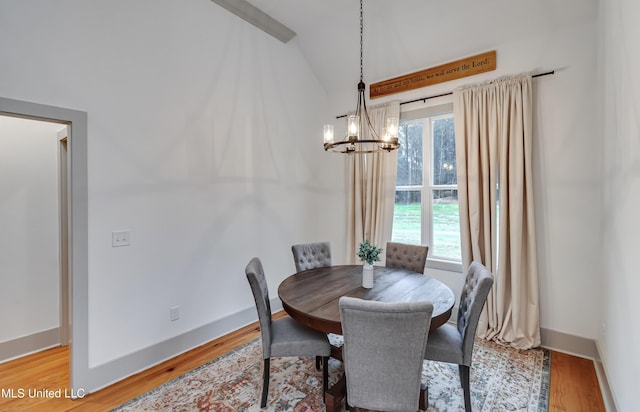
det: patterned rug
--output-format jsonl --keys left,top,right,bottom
{"left": 112, "top": 336, "right": 549, "bottom": 411}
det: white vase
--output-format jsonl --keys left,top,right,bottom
{"left": 362, "top": 263, "right": 374, "bottom": 288}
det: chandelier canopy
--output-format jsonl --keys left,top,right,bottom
{"left": 323, "top": 0, "right": 399, "bottom": 154}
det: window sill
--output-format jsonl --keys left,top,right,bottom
{"left": 426, "top": 258, "right": 462, "bottom": 273}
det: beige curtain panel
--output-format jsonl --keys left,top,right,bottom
{"left": 346, "top": 102, "right": 400, "bottom": 264}
{"left": 454, "top": 74, "right": 540, "bottom": 349}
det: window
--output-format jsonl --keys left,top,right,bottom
{"left": 391, "top": 103, "right": 462, "bottom": 268}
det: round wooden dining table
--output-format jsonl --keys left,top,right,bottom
{"left": 278, "top": 264, "right": 456, "bottom": 335}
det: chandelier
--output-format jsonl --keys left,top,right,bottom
{"left": 323, "top": 0, "right": 399, "bottom": 154}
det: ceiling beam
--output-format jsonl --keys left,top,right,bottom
{"left": 210, "top": 0, "right": 296, "bottom": 43}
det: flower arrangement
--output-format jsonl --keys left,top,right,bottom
{"left": 357, "top": 240, "right": 382, "bottom": 266}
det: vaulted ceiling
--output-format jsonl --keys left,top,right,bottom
{"left": 242, "top": 0, "right": 597, "bottom": 101}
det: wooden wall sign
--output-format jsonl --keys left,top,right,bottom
{"left": 370, "top": 50, "right": 496, "bottom": 99}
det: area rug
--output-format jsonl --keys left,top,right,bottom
{"left": 112, "top": 337, "right": 549, "bottom": 411}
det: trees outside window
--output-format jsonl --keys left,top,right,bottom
{"left": 392, "top": 106, "right": 461, "bottom": 264}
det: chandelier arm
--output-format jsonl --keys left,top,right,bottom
{"left": 360, "top": 93, "right": 380, "bottom": 140}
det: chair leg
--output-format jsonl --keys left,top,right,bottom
{"left": 322, "top": 356, "right": 329, "bottom": 394}
{"left": 419, "top": 384, "right": 428, "bottom": 411}
{"left": 459, "top": 364, "right": 471, "bottom": 412}
{"left": 261, "top": 358, "right": 270, "bottom": 408}
{"left": 316, "top": 355, "right": 322, "bottom": 370}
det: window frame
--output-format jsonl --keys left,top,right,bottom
{"left": 395, "top": 100, "right": 462, "bottom": 273}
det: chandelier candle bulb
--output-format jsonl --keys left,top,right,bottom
{"left": 323, "top": 124, "right": 334, "bottom": 143}
{"left": 386, "top": 117, "right": 399, "bottom": 139}
{"left": 347, "top": 115, "right": 359, "bottom": 141}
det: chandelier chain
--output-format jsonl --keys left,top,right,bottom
{"left": 359, "top": 0, "right": 364, "bottom": 83}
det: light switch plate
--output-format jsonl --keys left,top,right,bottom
{"left": 112, "top": 230, "right": 131, "bottom": 247}
{"left": 170, "top": 306, "right": 180, "bottom": 321}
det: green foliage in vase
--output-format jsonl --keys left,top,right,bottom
{"left": 357, "top": 240, "right": 382, "bottom": 265}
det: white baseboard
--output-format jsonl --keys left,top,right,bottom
{"left": 0, "top": 328, "right": 61, "bottom": 363}
{"left": 540, "top": 327, "right": 598, "bottom": 359}
{"left": 593, "top": 341, "right": 618, "bottom": 412}
{"left": 82, "top": 298, "right": 283, "bottom": 394}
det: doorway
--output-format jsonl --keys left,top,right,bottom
{"left": 0, "top": 115, "right": 69, "bottom": 360}
{"left": 0, "top": 96, "right": 88, "bottom": 392}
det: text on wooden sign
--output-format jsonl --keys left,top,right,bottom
{"left": 370, "top": 50, "right": 497, "bottom": 99}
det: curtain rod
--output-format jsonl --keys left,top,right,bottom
{"left": 399, "top": 70, "right": 555, "bottom": 106}
{"left": 336, "top": 70, "right": 555, "bottom": 118}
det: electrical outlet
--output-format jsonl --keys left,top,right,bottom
{"left": 112, "top": 230, "right": 131, "bottom": 247}
{"left": 170, "top": 306, "right": 180, "bottom": 322}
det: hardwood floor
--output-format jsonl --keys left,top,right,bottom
{"left": 0, "top": 314, "right": 606, "bottom": 411}
{"left": 0, "top": 319, "right": 264, "bottom": 412}
{"left": 549, "top": 351, "right": 606, "bottom": 412}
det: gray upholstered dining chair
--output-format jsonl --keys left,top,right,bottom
{"left": 245, "top": 257, "right": 331, "bottom": 408}
{"left": 292, "top": 241, "right": 341, "bottom": 364}
{"left": 385, "top": 241, "right": 429, "bottom": 273}
{"left": 339, "top": 296, "right": 433, "bottom": 412}
{"left": 291, "top": 241, "right": 332, "bottom": 272}
{"left": 423, "top": 261, "right": 494, "bottom": 412}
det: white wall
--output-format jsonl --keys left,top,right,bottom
{"left": 0, "top": 116, "right": 63, "bottom": 343}
{"left": 599, "top": 0, "right": 640, "bottom": 409}
{"left": 0, "top": 0, "right": 344, "bottom": 385}
{"left": 528, "top": 21, "right": 602, "bottom": 339}
{"left": 331, "top": 15, "right": 603, "bottom": 339}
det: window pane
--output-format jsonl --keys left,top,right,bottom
{"left": 396, "top": 121, "right": 423, "bottom": 186}
{"left": 431, "top": 189, "right": 461, "bottom": 260}
{"left": 432, "top": 116, "right": 457, "bottom": 186}
{"left": 392, "top": 190, "right": 421, "bottom": 245}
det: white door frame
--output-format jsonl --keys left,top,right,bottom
{"left": 58, "top": 128, "right": 70, "bottom": 346}
{"left": 0, "top": 96, "right": 88, "bottom": 392}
